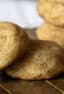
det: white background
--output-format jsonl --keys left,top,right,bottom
{"left": 0, "top": 0, "right": 43, "bottom": 28}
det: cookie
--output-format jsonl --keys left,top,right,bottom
{"left": 5, "top": 40, "right": 64, "bottom": 80}
{"left": 0, "top": 22, "right": 29, "bottom": 70}
{"left": 37, "top": 1, "right": 64, "bottom": 26}
{"left": 36, "top": 23, "right": 64, "bottom": 47}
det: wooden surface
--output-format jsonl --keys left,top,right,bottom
{"left": 0, "top": 29, "right": 64, "bottom": 94}
{"left": 0, "top": 73, "right": 64, "bottom": 94}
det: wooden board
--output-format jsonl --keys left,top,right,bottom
{"left": 0, "top": 29, "right": 64, "bottom": 94}
{"left": 0, "top": 73, "right": 64, "bottom": 94}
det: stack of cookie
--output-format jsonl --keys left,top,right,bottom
{"left": 0, "top": 22, "right": 64, "bottom": 80}
{"left": 36, "top": 0, "right": 64, "bottom": 48}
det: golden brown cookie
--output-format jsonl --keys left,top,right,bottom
{"left": 36, "top": 23, "right": 64, "bottom": 47}
{"left": 0, "top": 22, "right": 29, "bottom": 70}
{"left": 37, "top": 0, "right": 64, "bottom": 26}
{"left": 5, "top": 40, "right": 64, "bottom": 80}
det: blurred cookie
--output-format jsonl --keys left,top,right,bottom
{"left": 0, "top": 22, "right": 29, "bottom": 70}
{"left": 5, "top": 40, "right": 64, "bottom": 80}
{"left": 37, "top": 1, "right": 64, "bottom": 26}
{"left": 36, "top": 23, "right": 64, "bottom": 47}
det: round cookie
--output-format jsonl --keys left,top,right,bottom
{"left": 5, "top": 40, "right": 64, "bottom": 80}
{"left": 36, "top": 23, "right": 64, "bottom": 48}
{"left": 0, "top": 22, "right": 29, "bottom": 70}
{"left": 37, "top": 1, "right": 64, "bottom": 26}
